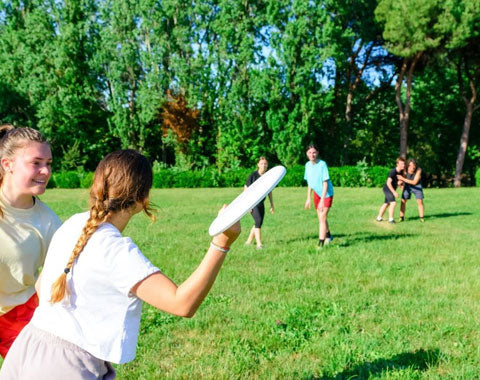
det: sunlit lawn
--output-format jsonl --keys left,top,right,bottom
{"left": 1, "top": 187, "right": 479, "bottom": 379}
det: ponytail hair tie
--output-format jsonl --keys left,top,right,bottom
{"left": 64, "top": 268, "right": 70, "bottom": 274}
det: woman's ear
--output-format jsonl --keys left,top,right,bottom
{"left": 0, "top": 157, "right": 13, "bottom": 173}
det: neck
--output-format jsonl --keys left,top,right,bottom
{"left": 105, "top": 209, "right": 133, "bottom": 233}
{"left": 1, "top": 183, "right": 34, "bottom": 209}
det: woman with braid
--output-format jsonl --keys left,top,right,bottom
{"left": 0, "top": 150, "right": 241, "bottom": 379}
{"left": 0, "top": 125, "right": 61, "bottom": 358}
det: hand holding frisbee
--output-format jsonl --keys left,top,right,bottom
{"left": 209, "top": 166, "right": 286, "bottom": 236}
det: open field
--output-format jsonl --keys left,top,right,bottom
{"left": 2, "top": 187, "right": 480, "bottom": 379}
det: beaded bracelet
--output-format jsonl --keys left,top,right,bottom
{"left": 210, "top": 241, "right": 230, "bottom": 253}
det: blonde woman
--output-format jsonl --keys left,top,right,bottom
{"left": 0, "top": 125, "right": 61, "bottom": 358}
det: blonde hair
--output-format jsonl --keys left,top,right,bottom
{"left": 0, "top": 125, "right": 49, "bottom": 217}
{"left": 50, "top": 150, "right": 154, "bottom": 303}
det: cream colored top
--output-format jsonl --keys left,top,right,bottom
{"left": 0, "top": 193, "right": 61, "bottom": 315}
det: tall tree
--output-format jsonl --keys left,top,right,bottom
{"left": 324, "top": 0, "right": 397, "bottom": 164}
{"left": 437, "top": 0, "right": 480, "bottom": 186}
{"left": 375, "top": 0, "right": 444, "bottom": 157}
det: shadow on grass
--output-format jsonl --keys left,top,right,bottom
{"left": 280, "top": 232, "right": 416, "bottom": 248}
{"left": 308, "top": 348, "right": 442, "bottom": 380}
{"left": 334, "top": 232, "right": 416, "bottom": 248}
{"left": 406, "top": 211, "right": 472, "bottom": 221}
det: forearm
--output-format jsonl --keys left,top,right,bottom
{"left": 174, "top": 246, "right": 227, "bottom": 317}
{"left": 386, "top": 178, "right": 395, "bottom": 194}
{"left": 306, "top": 186, "right": 312, "bottom": 199}
{"left": 321, "top": 181, "right": 328, "bottom": 199}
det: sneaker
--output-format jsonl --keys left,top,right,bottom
{"left": 420, "top": 218, "right": 425, "bottom": 223}
{"left": 398, "top": 216, "right": 405, "bottom": 222}
{"left": 256, "top": 245, "right": 263, "bottom": 250}
{"left": 376, "top": 217, "right": 383, "bottom": 222}
{"left": 325, "top": 238, "right": 331, "bottom": 245}
{"left": 388, "top": 219, "right": 395, "bottom": 224}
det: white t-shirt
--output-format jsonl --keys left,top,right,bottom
{"left": 32, "top": 212, "right": 160, "bottom": 364}
{"left": 0, "top": 193, "right": 61, "bottom": 315}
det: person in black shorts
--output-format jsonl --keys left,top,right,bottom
{"left": 244, "top": 157, "right": 275, "bottom": 249}
{"left": 397, "top": 158, "right": 425, "bottom": 222}
{"left": 376, "top": 157, "right": 405, "bottom": 223}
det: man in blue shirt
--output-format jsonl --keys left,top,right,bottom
{"left": 304, "top": 144, "right": 334, "bottom": 249}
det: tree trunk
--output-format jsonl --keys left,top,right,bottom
{"left": 395, "top": 59, "right": 407, "bottom": 157}
{"left": 454, "top": 61, "right": 479, "bottom": 187}
{"left": 395, "top": 52, "right": 422, "bottom": 158}
{"left": 343, "top": 42, "right": 374, "bottom": 164}
{"left": 454, "top": 102, "right": 474, "bottom": 187}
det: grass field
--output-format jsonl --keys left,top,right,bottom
{"left": 1, "top": 186, "right": 480, "bottom": 379}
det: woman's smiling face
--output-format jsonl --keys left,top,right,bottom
{"left": 3, "top": 141, "right": 52, "bottom": 197}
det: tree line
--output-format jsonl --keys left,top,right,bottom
{"left": 0, "top": 0, "right": 479, "bottom": 186}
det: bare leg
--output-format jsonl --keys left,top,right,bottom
{"left": 417, "top": 199, "right": 424, "bottom": 218}
{"left": 245, "top": 226, "right": 255, "bottom": 245}
{"left": 400, "top": 199, "right": 407, "bottom": 218}
{"left": 317, "top": 207, "right": 331, "bottom": 240}
{"left": 388, "top": 201, "right": 396, "bottom": 221}
{"left": 253, "top": 228, "right": 263, "bottom": 248}
{"left": 377, "top": 203, "right": 388, "bottom": 219}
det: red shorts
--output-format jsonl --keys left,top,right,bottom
{"left": 313, "top": 192, "right": 333, "bottom": 209}
{"left": 0, "top": 293, "right": 38, "bottom": 358}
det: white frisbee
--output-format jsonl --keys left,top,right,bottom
{"left": 208, "top": 165, "right": 286, "bottom": 236}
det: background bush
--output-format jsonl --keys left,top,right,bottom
{"left": 52, "top": 171, "right": 80, "bottom": 189}
{"left": 47, "top": 165, "right": 393, "bottom": 189}
{"left": 476, "top": 167, "right": 480, "bottom": 187}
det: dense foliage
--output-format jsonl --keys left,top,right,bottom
{"left": 48, "top": 165, "right": 394, "bottom": 188}
{"left": 0, "top": 0, "right": 479, "bottom": 185}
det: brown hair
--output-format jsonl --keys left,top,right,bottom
{"left": 305, "top": 144, "right": 319, "bottom": 152}
{"left": 257, "top": 156, "right": 267, "bottom": 163}
{"left": 0, "top": 125, "right": 49, "bottom": 217}
{"left": 50, "top": 150, "right": 154, "bottom": 303}
{"left": 396, "top": 157, "right": 406, "bottom": 164}
{"left": 407, "top": 158, "right": 417, "bottom": 169}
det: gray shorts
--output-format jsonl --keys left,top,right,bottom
{"left": 402, "top": 186, "right": 424, "bottom": 200}
{"left": 0, "top": 324, "right": 116, "bottom": 380}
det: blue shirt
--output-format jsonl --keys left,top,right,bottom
{"left": 304, "top": 160, "right": 334, "bottom": 198}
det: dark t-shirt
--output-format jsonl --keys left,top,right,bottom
{"left": 383, "top": 168, "right": 400, "bottom": 192}
{"left": 246, "top": 170, "right": 266, "bottom": 204}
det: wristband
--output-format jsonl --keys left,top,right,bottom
{"left": 210, "top": 241, "right": 230, "bottom": 253}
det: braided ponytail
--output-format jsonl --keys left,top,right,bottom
{"left": 49, "top": 204, "right": 109, "bottom": 303}
{"left": 50, "top": 149, "right": 154, "bottom": 303}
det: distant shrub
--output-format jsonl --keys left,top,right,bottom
{"left": 476, "top": 167, "right": 480, "bottom": 187}
{"left": 46, "top": 176, "right": 56, "bottom": 189}
{"left": 153, "top": 169, "right": 176, "bottom": 188}
{"left": 79, "top": 172, "right": 94, "bottom": 189}
{"left": 279, "top": 165, "right": 304, "bottom": 187}
{"left": 49, "top": 165, "right": 392, "bottom": 189}
{"left": 53, "top": 171, "right": 80, "bottom": 188}
{"left": 220, "top": 168, "right": 251, "bottom": 187}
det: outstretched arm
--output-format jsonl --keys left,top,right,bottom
{"left": 132, "top": 221, "right": 241, "bottom": 318}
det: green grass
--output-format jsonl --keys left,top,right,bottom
{"left": 2, "top": 187, "right": 480, "bottom": 379}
